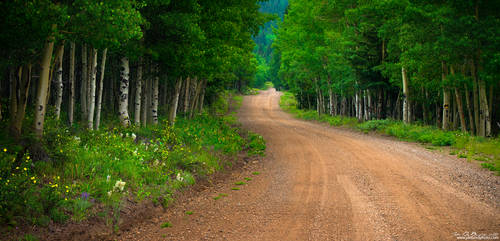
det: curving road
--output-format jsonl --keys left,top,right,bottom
{"left": 123, "top": 89, "right": 500, "bottom": 240}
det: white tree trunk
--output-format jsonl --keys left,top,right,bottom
{"left": 442, "top": 62, "right": 450, "bottom": 130}
{"left": 12, "top": 64, "right": 31, "bottom": 138}
{"left": 402, "top": 66, "right": 409, "bottom": 124}
{"left": 34, "top": 29, "right": 55, "bottom": 138}
{"left": 119, "top": 57, "right": 131, "bottom": 127}
{"left": 328, "top": 87, "right": 334, "bottom": 116}
{"left": 479, "top": 79, "right": 490, "bottom": 136}
{"left": 81, "top": 44, "right": 88, "bottom": 122}
{"left": 471, "top": 62, "right": 480, "bottom": 135}
{"left": 367, "top": 89, "right": 372, "bottom": 120}
{"left": 95, "top": 48, "right": 107, "bottom": 130}
{"left": 198, "top": 79, "right": 206, "bottom": 113}
{"left": 184, "top": 76, "right": 191, "bottom": 113}
{"left": 355, "top": 91, "right": 360, "bottom": 120}
{"left": 169, "top": 77, "right": 182, "bottom": 125}
{"left": 151, "top": 64, "right": 159, "bottom": 125}
{"left": 134, "top": 57, "right": 143, "bottom": 125}
{"left": 87, "top": 48, "right": 98, "bottom": 129}
{"left": 363, "top": 90, "right": 368, "bottom": 121}
{"left": 69, "top": 42, "right": 76, "bottom": 125}
{"left": 142, "top": 66, "right": 150, "bottom": 126}
{"left": 54, "top": 43, "right": 65, "bottom": 120}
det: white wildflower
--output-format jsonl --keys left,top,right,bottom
{"left": 107, "top": 191, "right": 112, "bottom": 197}
{"left": 114, "top": 180, "right": 126, "bottom": 192}
{"left": 106, "top": 175, "right": 111, "bottom": 182}
{"left": 153, "top": 160, "right": 159, "bottom": 166}
{"left": 126, "top": 133, "right": 129, "bottom": 138}
{"left": 176, "top": 173, "right": 184, "bottom": 182}
{"left": 131, "top": 133, "right": 137, "bottom": 140}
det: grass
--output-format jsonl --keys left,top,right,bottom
{"left": 185, "top": 211, "right": 193, "bottom": 215}
{"left": 161, "top": 222, "right": 172, "bottom": 228}
{"left": 280, "top": 91, "right": 500, "bottom": 175}
{"left": 213, "top": 193, "right": 229, "bottom": 200}
{"left": 231, "top": 187, "right": 240, "bottom": 191}
{"left": 252, "top": 172, "right": 260, "bottom": 175}
{"left": 234, "top": 181, "right": 246, "bottom": 186}
{"left": 244, "top": 177, "right": 252, "bottom": 181}
{"left": 0, "top": 92, "right": 267, "bottom": 231}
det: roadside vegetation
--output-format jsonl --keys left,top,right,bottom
{"left": 0, "top": 93, "right": 265, "bottom": 235}
{"left": 281, "top": 92, "right": 500, "bottom": 174}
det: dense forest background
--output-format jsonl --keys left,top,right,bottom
{"left": 273, "top": 0, "right": 500, "bottom": 136}
{"left": 252, "top": 0, "right": 288, "bottom": 89}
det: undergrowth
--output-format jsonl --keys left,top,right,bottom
{"left": 0, "top": 93, "right": 266, "bottom": 232}
{"left": 280, "top": 91, "right": 500, "bottom": 175}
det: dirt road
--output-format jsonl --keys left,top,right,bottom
{"left": 123, "top": 89, "right": 500, "bottom": 240}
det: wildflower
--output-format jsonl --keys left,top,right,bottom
{"left": 33, "top": 180, "right": 36, "bottom": 184}
{"left": 81, "top": 192, "right": 89, "bottom": 200}
{"left": 3, "top": 148, "right": 6, "bottom": 152}
{"left": 106, "top": 175, "right": 111, "bottom": 182}
{"left": 23, "top": 168, "right": 27, "bottom": 171}
{"left": 176, "top": 173, "right": 184, "bottom": 182}
{"left": 114, "top": 180, "right": 126, "bottom": 192}
{"left": 107, "top": 191, "right": 112, "bottom": 197}
{"left": 131, "top": 133, "right": 137, "bottom": 140}
{"left": 26, "top": 156, "right": 30, "bottom": 160}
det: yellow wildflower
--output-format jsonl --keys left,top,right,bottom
{"left": 23, "top": 167, "right": 27, "bottom": 171}
{"left": 3, "top": 148, "right": 6, "bottom": 152}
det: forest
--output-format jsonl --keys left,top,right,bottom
{"left": 0, "top": 0, "right": 269, "bottom": 237}
{"left": 273, "top": 0, "right": 500, "bottom": 137}
{"left": 2, "top": 0, "right": 500, "bottom": 239}
{"left": 252, "top": 0, "right": 288, "bottom": 88}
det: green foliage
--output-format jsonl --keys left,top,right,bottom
{"left": 280, "top": 91, "right": 500, "bottom": 174}
{"left": 0, "top": 105, "right": 267, "bottom": 226}
{"left": 245, "top": 132, "right": 266, "bottom": 157}
{"left": 161, "top": 221, "right": 172, "bottom": 228}
{"left": 19, "top": 234, "right": 38, "bottom": 241}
